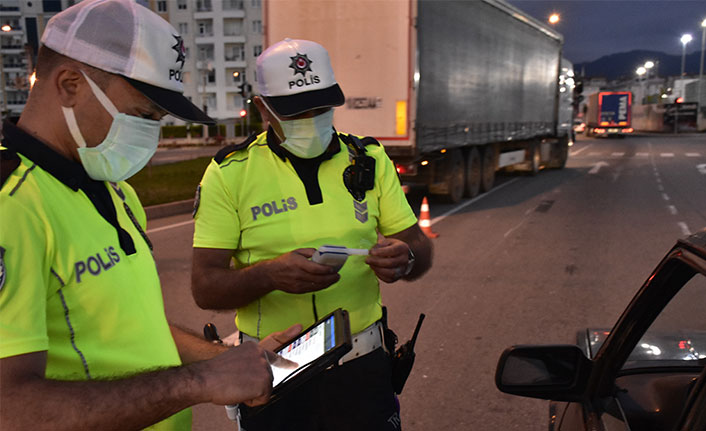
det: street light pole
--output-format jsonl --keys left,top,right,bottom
{"left": 676, "top": 34, "right": 693, "bottom": 133}
{"left": 696, "top": 18, "right": 706, "bottom": 128}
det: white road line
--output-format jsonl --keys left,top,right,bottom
{"left": 611, "top": 152, "right": 625, "bottom": 157}
{"left": 430, "top": 178, "right": 520, "bottom": 226}
{"left": 677, "top": 222, "right": 691, "bottom": 236}
{"left": 588, "top": 161, "right": 609, "bottom": 174}
{"left": 636, "top": 152, "right": 649, "bottom": 157}
{"left": 657, "top": 184, "right": 664, "bottom": 192}
{"left": 662, "top": 193, "right": 670, "bottom": 201}
{"left": 569, "top": 144, "right": 592, "bottom": 156}
{"left": 685, "top": 153, "right": 701, "bottom": 157}
{"left": 667, "top": 205, "right": 677, "bottom": 215}
{"left": 588, "top": 152, "right": 602, "bottom": 156}
{"left": 660, "top": 153, "right": 674, "bottom": 158}
{"left": 146, "top": 219, "right": 193, "bottom": 234}
{"left": 656, "top": 177, "right": 662, "bottom": 184}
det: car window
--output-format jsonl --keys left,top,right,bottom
{"left": 623, "top": 271, "right": 706, "bottom": 370}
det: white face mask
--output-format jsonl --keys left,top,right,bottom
{"left": 61, "top": 71, "right": 161, "bottom": 182}
{"left": 264, "top": 101, "right": 335, "bottom": 159}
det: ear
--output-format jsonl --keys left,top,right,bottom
{"left": 252, "top": 96, "right": 270, "bottom": 123}
{"left": 54, "top": 66, "right": 84, "bottom": 108}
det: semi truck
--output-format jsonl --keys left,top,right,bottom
{"left": 584, "top": 91, "right": 634, "bottom": 137}
{"left": 264, "top": 0, "right": 574, "bottom": 203}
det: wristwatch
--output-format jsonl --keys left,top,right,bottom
{"left": 402, "top": 247, "right": 416, "bottom": 277}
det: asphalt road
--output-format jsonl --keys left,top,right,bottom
{"left": 146, "top": 133, "right": 706, "bottom": 430}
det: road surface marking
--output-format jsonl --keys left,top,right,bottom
{"left": 146, "top": 219, "right": 193, "bottom": 234}
{"left": 698, "top": 164, "right": 706, "bottom": 175}
{"left": 656, "top": 177, "right": 662, "bottom": 184}
{"left": 569, "top": 144, "right": 592, "bottom": 156}
{"left": 667, "top": 205, "right": 677, "bottom": 215}
{"left": 662, "top": 193, "right": 670, "bottom": 201}
{"left": 430, "top": 178, "right": 519, "bottom": 226}
{"left": 588, "top": 152, "right": 602, "bottom": 156}
{"left": 636, "top": 152, "right": 649, "bottom": 157}
{"left": 660, "top": 153, "right": 674, "bottom": 158}
{"left": 678, "top": 222, "right": 691, "bottom": 236}
{"left": 588, "top": 161, "right": 608, "bottom": 174}
{"left": 686, "top": 153, "right": 701, "bottom": 157}
{"left": 657, "top": 184, "right": 664, "bottom": 192}
{"left": 611, "top": 152, "right": 624, "bottom": 157}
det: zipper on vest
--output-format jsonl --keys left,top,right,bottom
{"left": 311, "top": 294, "right": 319, "bottom": 322}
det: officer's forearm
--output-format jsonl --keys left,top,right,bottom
{"left": 192, "top": 254, "right": 277, "bottom": 310}
{"left": 170, "top": 325, "right": 228, "bottom": 364}
{"left": 1, "top": 354, "right": 206, "bottom": 431}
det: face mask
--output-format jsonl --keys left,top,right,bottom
{"left": 264, "top": 101, "right": 334, "bottom": 159}
{"left": 61, "top": 71, "right": 161, "bottom": 182}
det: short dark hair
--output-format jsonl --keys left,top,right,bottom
{"left": 35, "top": 45, "right": 111, "bottom": 88}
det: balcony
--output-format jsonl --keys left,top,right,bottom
{"left": 222, "top": 0, "right": 243, "bottom": 10}
{"left": 0, "top": 5, "right": 21, "bottom": 16}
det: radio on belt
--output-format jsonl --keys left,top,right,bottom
{"left": 311, "top": 245, "right": 369, "bottom": 272}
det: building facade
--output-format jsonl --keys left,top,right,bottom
{"left": 145, "top": 0, "right": 263, "bottom": 123}
{"left": 0, "top": 0, "right": 263, "bottom": 123}
{"left": 1, "top": 0, "right": 76, "bottom": 119}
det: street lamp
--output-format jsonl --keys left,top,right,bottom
{"left": 681, "top": 34, "right": 693, "bottom": 77}
{"left": 548, "top": 13, "right": 559, "bottom": 25}
{"left": 636, "top": 67, "right": 647, "bottom": 104}
{"left": 676, "top": 34, "right": 693, "bottom": 133}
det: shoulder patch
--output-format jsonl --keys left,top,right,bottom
{"left": 214, "top": 134, "right": 258, "bottom": 164}
{"left": 1, "top": 148, "right": 21, "bottom": 189}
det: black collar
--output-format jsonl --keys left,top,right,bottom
{"left": 1, "top": 121, "right": 93, "bottom": 191}
{"left": 1, "top": 121, "right": 138, "bottom": 255}
{"left": 266, "top": 126, "right": 341, "bottom": 163}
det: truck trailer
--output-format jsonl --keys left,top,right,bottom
{"left": 264, "top": 0, "right": 575, "bottom": 203}
{"left": 584, "top": 91, "right": 633, "bottom": 137}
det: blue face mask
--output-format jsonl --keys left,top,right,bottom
{"left": 264, "top": 101, "right": 335, "bottom": 159}
{"left": 62, "top": 71, "right": 161, "bottom": 182}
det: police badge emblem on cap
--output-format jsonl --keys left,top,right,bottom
{"left": 0, "top": 246, "right": 6, "bottom": 291}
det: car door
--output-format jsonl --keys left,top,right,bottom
{"left": 572, "top": 233, "right": 706, "bottom": 431}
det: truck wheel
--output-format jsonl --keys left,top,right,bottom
{"left": 442, "top": 149, "right": 465, "bottom": 203}
{"left": 548, "top": 137, "right": 568, "bottom": 169}
{"left": 529, "top": 141, "right": 540, "bottom": 176}
{"left": 464, "top": 147, "right": 481, "bottom": 198}
{"left": 480, "top": 144, "right": 496, "bottom": 192}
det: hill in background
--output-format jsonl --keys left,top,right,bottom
{"left": 574, "top": 49, "right": 703, "bottom": 80}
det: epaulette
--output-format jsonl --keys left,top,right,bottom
{"left": 214, "top": 134, "right": 258, "bottom": 164}
{"left": 0, "top": 148, "right": 20, "bottom": 189}
{"left": 360, "top": 136, "right": 380, "bottom": 147}
{"left": 338, "top": 134, "right": 380, "bottom": 157}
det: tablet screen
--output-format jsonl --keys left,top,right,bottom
{"left": 271, "top": 314, "right": 337, "bottom": 387}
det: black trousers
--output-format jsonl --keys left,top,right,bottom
{"left": 241, "top": 348, "right": 401, "bottom": 431}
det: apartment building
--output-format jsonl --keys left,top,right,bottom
{"left": 0, "top": 0, "right": 263, "bottom": 123}
{"left": 0, "top": 0, "right": 75, "bottom": 118}
{"left": 147, "top": 0, "right": 263, "bottom": 123}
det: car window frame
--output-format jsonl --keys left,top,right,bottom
{"left": 586, "top": 234, "right": 706, "bottom": 399}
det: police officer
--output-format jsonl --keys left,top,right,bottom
{"left": 0, "top": 1, "right": 296, "bottom": 430}
{"left": 191, "top": 39, "right": 433, "bottom": 430}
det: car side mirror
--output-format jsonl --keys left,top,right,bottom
{"left": 495, "top": 345, "right": 591, "bottom": 402}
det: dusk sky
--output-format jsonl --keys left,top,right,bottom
{"left": 506, "top": 1, "right": 705, "bottom": 63}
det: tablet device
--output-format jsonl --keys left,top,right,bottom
{"left": 248, "top": 309, "right": 352, "bottom": 414}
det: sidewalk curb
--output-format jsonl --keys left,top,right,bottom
{"left": 145, "top": 199, "right": 195, "bottom": 220}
